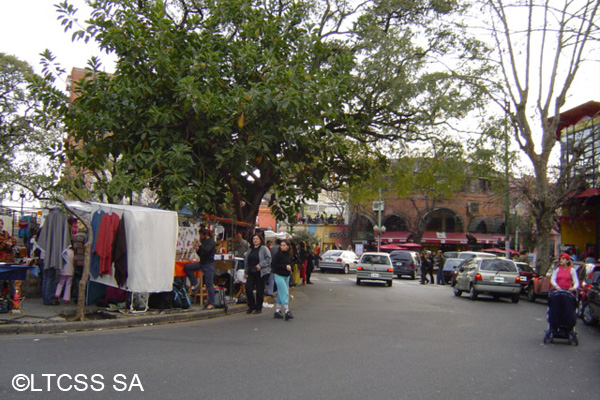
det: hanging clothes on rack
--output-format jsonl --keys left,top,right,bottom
{"left": 89, "top": 209, "right": 105, "bottom": 278}
{"left": 18, "top": 215, "right": 32, "bottom": 238}
{"left": 96, "top": 211, "right": 120, "bottom": 276}
{"left": 112, "top": 215, "right": 128, "bottom": 288}
{"left": 37, "top": 209, "right": 71, "bottom": 305}
{"left": 37, "top": 209, "right": 71, "bottom": 270}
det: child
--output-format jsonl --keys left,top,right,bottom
{"left": 54, "top": 245, "right": 75, "bottom": 305}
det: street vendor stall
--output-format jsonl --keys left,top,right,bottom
{"left": 65, "top": 202, "right": 178, "bottom": 310}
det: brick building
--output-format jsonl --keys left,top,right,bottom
{"left": 349, "top": 176, "right": 509, "bottom": 252}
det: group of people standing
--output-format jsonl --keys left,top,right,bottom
{"left": 420, "top": 250, "right": 446, "bottom": 285}
{"left": 186, "top": 230, "right": 319, "bottom": 321}
{"left": 238, "top": 233, "right": 317, "bottom": 320}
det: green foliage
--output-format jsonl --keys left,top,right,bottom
{"left": 33, "top": 0, "right": 491, "bottom": 223}
{"left": 0, "top": 53, "right": 65, "bottom": 201}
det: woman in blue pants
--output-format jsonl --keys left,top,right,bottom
{"left": 271, "top": 240, "right": 294, "bottom": 321}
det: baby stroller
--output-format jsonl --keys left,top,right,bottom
{"left": 543, "top": 290, "right": 579, "bottom": 345}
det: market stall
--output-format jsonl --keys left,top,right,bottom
{"left": 65, "top": 202, "right": 178, "bottom": 304}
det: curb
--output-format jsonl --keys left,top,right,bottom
{"left": 0, "top": 304, "right": 247, "bottom": 335}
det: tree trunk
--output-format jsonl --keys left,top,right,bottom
{"left": 75, "top": 229, "right": 92, "bottom": 321}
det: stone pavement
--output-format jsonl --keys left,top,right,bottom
{"left": 0, "top": 296, "right": 247, "bottom": 335}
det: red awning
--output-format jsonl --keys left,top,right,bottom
{"left": 468, "top": 233, "right": 506, "bottom": 245}
{"left": 380, "top": 231, "right": 412, "bottom": 243}
{"left": 576, "top": 188, "right": 600, "bottom": 198}
{"left": 483, "top": 248, "right": 519, "bottom": 256}
{"left": 421, "top": 232, "right": 468, "bottom": 245}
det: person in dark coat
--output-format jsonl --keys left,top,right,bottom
{"left": 420, "top": 251, "right": 431, "bottom": 284}
{"left": 184, "top": 228, "right": 217, "bottom": 310}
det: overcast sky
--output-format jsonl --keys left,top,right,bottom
{"left": 1, "top": 0, "right": 598, "bottom": 111}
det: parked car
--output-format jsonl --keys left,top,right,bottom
{"left": 443, "top": 258, "right": 466, "bottom": 285}
{"left": 577, "top": 263, "right": 600, "bottom": 319}
{"left": 514, "top": 261, "right": 538, "bottom": 294}
{"left": 389, "top": 250, "right": 421, "bottom": 280}
{"left": 457, "top": 251, "right": 497, "bottom": 261}
{"left": 355, "top": 252, "right": 394, "bottom": 287}
{"left": 453, "top": 257, "right": 521, "bottom": 303}
{"left": 527, "top": 261, "right": 586, "bottom": 303}
{"left": 582, "top": 271, "right": 600, "bottom": 326}
{"left": 444, "top": 251, "right": 459, "bottom": 259}
{"left": 319, "top": 250, "right": 359, "bottom": 274}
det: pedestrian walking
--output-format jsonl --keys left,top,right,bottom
{"left": 272, "top": 240, "right": 294, "bottom": 321}
{"left": 435, "top": 250, "right": 445, "bottom": 285}
{"left": 243, "top": 233, "right": 272, "bottom": 314}
{"left": 420, "top": 251, "right": 431, "bottom": 285}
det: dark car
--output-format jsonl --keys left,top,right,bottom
{"left": 578, "top": 264, "right": 600, "bottom": 319}
{"left": 582, "top": 271, "right": 600, "bottom": 326}
{"left": 442, "top": 258, "right": 465, "bottom": 285}
{"left": 515, "top": 261, "right": 538, "bottom": 294}
{"left": 389, "top": 250, "right": 421, "bottom": 280}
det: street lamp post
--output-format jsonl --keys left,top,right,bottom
{"left": 373, "top": 188, "right": 386, "bottom": 252}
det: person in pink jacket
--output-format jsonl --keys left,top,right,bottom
{"left": 550, "top": 253, "right": 580, "bottom": 292}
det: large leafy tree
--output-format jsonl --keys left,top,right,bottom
{"left": 0, "top": 53, "right": 64, "bottom": 199}
{"left": 468, "top": 0, "right": 600, "bottom": 273}
{"left": 36, "top": 0, "right": 489, "bottom": 224}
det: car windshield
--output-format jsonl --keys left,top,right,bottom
{"left": 516, "top": 263, "right": 534, "bottom": 273}
{"left": 480, "top": 259, "right": 517, "bottom": 272}
{"left": 443, "top": 259, "right": 463, "bottom": 270}
{"left": 390, "top": 252, "right": 411, "bottom": 261}
{"left": 325, "top": 251, "right": 343, "bottom": 257}
{"left": 362, "top": 255, "right": 390, "bottom": 265}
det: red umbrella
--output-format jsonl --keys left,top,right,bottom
{"left": 379, "top": 244, "right": 405, "bottom": 250}
{"left": 398, "top": 243, "right": 422, "bottom": 249}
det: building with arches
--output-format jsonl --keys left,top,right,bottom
{"left": 349, "top": 176, "right": 509, "bottom": 252}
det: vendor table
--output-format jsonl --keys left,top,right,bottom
{"left": 0, "top": 263, "right": 36, "bottom": 281}
{"left": 0, "top": 263, "right": 36, "bottom": 312}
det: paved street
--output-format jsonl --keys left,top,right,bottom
{"left": 1, "top": 274, "right": 599, "bottom": 400}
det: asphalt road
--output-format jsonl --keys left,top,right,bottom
{"left": 1, "top": 274, "right": 599, "bottom": 400}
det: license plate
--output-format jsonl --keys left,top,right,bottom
{"left": 371, "top": 273, "right": 380, "bottom": 278}
{"left": 520, "top": 277, "right": 527, "bottom": 282}
{"left": 493, "top": 277, "right": 505, "bottom": 283}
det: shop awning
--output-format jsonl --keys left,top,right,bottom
{"left": 380, "top": 231, "right": 413, "bottom": 243}
{"left": 576, "top": 188, "right": 600, "bottom": 198}
{"left": 421, "top": 232, "right": 468, "bottom": 244}
{"left": 468, "top": 233, "right": 506, "bottom": 245}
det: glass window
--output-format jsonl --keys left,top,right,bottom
{"left": 480, "top": 259, "right": 517, "bottom": 272}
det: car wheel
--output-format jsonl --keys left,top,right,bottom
{"left": 387, "top": 280, "right": 393, "bottom": 287}
{"left": 320, "top": 268, "right": 326, "bottom": 273}
{"left": 511, "top": 294, "right": 520, "bottom": 303}
{"left": 356, "top": 279, "right": 361, "bottom": 286}
{"left": 527, "top": 285, "right": 536, "bottom": 303}
{"left": 453, "top": 287, "right": 462, "bottom": 297}
{"left": 469, "top": 286, "right": 478, "bottom": 301}
{"left": 582, "top": 302, "right": 598, "bottom": 326}
{"left": 343, "top": 265, "right": 349, "bottom": 274}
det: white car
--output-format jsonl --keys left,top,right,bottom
{"left": 319, "top": 250, "right": 359, "bottom": 274}
{"left": 355, "top": 252, "right": 394, "bottom": 287}
{"left": 457, "top": 251, "right": 497, "bottom": 260}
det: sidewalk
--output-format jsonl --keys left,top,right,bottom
{"left": 0, "top": 296, "right": 247, "bottom": 335}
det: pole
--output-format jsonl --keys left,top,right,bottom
{"left": 377, "top": 188, "right": 382, "bottom": 253}
{"left": 504, "top": 101, "right": 510, "bottom": 259}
